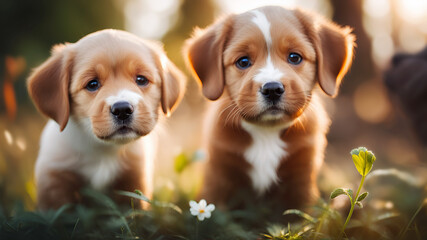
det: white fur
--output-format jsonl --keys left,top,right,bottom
{"left": 35, "top": 118, "right": 151, "bottom": 191}
{"left": 251, "top": 11, "right": 284, "bottom": 85}
{"left": 105, "top": 89, "right": 142, "bottom": 107}
{"left": 251, "top": 10, "right": 272, "bottom": 48}
{"left": 241, "top": 120, "right": 289, "bottom": 194}
{"left": 260, "top": 112, "right": 285, "bottom": 121}
{"left": 253, "top": 55, "right": 284, "bottom": 84}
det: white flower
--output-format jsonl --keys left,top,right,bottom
{"left": 189, "top": 199, "right": 215, "bottom": 221}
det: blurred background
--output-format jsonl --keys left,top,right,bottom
{"left": 1, "top": 0, "right": 426, "bottom": 211}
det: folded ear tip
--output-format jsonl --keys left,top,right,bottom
{"left": 59, "top": 119, "right": 68, "bottom": 132}
{"left": 320, "top": 85, "right": 337, "bottom": 97}
{"left": 161, "top": 102, "right": 171, "bottom": 117}
{"left": 203, "top": 88, "right": 223, "bottom": 101}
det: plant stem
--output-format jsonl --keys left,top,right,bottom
{"left": 340, "top": 175, "right": 365, "bottom": 239}
{"left": 195, "top": 218, "right": 199, "bottom": 240}
{"left": 398, "top": 198, "right": 426, "bottom": 240}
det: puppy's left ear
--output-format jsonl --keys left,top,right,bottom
{"left": 296, "top": 9, "right": 355, "bottom": 97}
{"left": 159, "top": 55, "right": 186, "bottom": 116}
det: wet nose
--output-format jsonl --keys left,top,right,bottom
{"left": 260, "top": 81, "right": 284, "bottom": 102}
{"left": 111, "top": 101, "right": 134, "bottom": 121}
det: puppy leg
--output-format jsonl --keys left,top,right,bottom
{"left": 112, "top": 168, "right": 146, "bottom": 208}
{"left": 37, "top": 170, "right": 84, "bottom": 210}
{"left": 200, "top": 161, "right": 250, "bottom": 209}
{"left": 276, "top": 146, "right": 321, "bottom": 209}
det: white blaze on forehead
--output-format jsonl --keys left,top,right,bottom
{"left": 251, "top": 10, "right": 284, "bottom": 84}
{"left": 253, "top": 55, "right": 284, "bottom": 84}
{"left": 251, "top": 10, "right": 272, "bottom": 48}
{"left": 105, "top": 89, "right": 143, "bottom": 106}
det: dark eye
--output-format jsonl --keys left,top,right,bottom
{"left": 85, "top": 79, "right": 101, "bottom": 92}
{"left": 288, "top": 53, "right": 303, "bottom": 65}
{"left": 136, "top": 75, "right": 149, "bottom": 86}
{"left": 235, "top": 56, "right": 252, "bottom": 70}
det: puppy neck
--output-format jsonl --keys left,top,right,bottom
{"left": 62, "top": 116, "right": 122, "bottom": 154}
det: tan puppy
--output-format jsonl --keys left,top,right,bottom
{"left": 28, "top": 29, "right": 185, "bottom": 210}
{"left": 185, "top": 6, "right": 354, "bottom": 210}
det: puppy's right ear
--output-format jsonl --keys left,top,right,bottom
{"left": 184, "top": 15, "right": 234, "bottom": 101}
{"left": 27, "top": 44, "right": 74, "bottom": 131}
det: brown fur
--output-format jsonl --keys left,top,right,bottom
{"left": 28, "top": 29, "right": 185, "bottom": 210}
{"left": 185, "top": 6, "right": 354, "bottom": 211}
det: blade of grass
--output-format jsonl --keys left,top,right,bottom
{"left": 283, "top": 209, "right": 317, "bottom": 224}
{"left": 398, "top": 198, "right": 427, "bottom": 240}
{"left": 115, "top": 190, "right": 182, "bottom": 214}
{"left": 70, "top": 218, "right": 80, "bottom": 239}
{"left": 48, "top": 204, "right": 71, "bottom": 225}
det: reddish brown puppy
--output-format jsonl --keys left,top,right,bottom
{"left": 185, "top": 6, "right": 354, "bottom": 210}
{"left": 28, "top": 29, "right": 185, "bottom": 210}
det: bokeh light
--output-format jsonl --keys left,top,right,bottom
{"left": 124, "top": 0, "right": 183, "bottom": 39}
{"left": 353, "top": 81, "right": 391, "bottom": 124}
{"left": 215, "top": 0, "right": 332, "bottom": 17}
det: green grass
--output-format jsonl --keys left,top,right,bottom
{"left": 0, "top": 148, "right": 426, "bottom": 240}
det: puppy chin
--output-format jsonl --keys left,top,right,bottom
{"left": 104, "top": 132, "right": 141, "bottom": 144}
{"left": 249, "top": 112, "right": 295, "bottom": 127}
{"left": 94, "top": 127, "right": 144, "bottom": 144}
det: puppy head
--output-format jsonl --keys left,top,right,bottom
{"left": 28, "top": 29, "right": 185, "bottom": 143}
{"left": 185, "top": 6, "right": 354, "bottom": 125}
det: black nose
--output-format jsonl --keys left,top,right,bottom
{"left": 260, "top": 81, "right": 284, "bottom": 102}
{"left": 111, "top": 101, "right": 134, "bottom": 121}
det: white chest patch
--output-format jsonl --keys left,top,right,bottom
{"left": 36, "top": 119, "right": 124, "bottom": 192}
{"left": 80, "top": 154, "right": 122, "bottom": 191}
{"left": 241, "top": 121, "right": 288, "bottom": 194}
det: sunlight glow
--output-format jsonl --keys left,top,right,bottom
{"left": 396, "top": 0, "right": 427, "bottom": 24}
{"left": 363, "top": 0, "right": 390, "bottom": 18}
{"left": 124, "top": 0, "right": 182, "bottom": 39}
{"left": 372, "top": 33, "right": 394, "bottom": 69}
{"left": 353, "top": 82, "right": 391, "bottom": 124}
{"left": 399, "top": 26, "right": 426, "bottom": 52}
{"left": 4, "top": 130, "right": 13, "bottom": 145}
{"left": 215, "top": 0, "right": 332, "bottom": 18}
{"left": 16, "top": 138, "right": 27, "bottom": 151}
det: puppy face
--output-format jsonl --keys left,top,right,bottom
{"left": 186, "top": 6, "right": 354, "bottom": 126}
{"left": 28, "top": 29, "right": 185, "bottom": 144}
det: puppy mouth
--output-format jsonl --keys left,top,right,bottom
{"left": 261, "top": 106, "right": 285, "bottom": 115}
{"left": 115, "top": 126, "right": 135, "bottom": 135}
{"left": 98, "top": 125, "right": 142, "bottom": 141}
{"left": 242, "top": 106, "right": 287, "bottom": 123}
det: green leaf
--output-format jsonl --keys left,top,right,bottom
{"left": 174, "top": 153, "right": 190, "bottom": 173}
{"left": 115, "top": 190, "right": 182, "bottom": 214}
{"left": 81, "top": 188, "right": 118, "bottom": 210}
{"left": 350, "top": 147, "right": 377, "bottom": 176}
{"left": 352, "top": 154, "right": 364, "bottom": 176}
{"left": 283, "top": 209, "right": 317, "bottom": 223}
{"left": 116, "top": 190, "right": 151, "bottom": 203}
{"left": 330, "top": 188, "right": 353, "bottom": 202}
{"left": 355, "top": 201, "right": 363, "bottom": 208}
{"left": 357, "top": 192, "right": 369, "bottom": 202}
{"left": 350, "top": 147, "right": 367, "bottom": 156}
{"left": 48, "top": 204, "right": 71, "bottom": 225}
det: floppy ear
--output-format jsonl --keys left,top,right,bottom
{"left": 160, "top": 56, "right": 186, "bottom": 116}
{"left": 184, "top": 15, "right": 235, "bottom": 100}
{"left": 295, "top": 9, "right": 355, "bottom": 97}
{"left": 27, "top": 44, "right": 74, "bottom": 131}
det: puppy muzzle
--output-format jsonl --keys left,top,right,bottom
{"left": 111, "top": 101, "right": 134, "bottom": 124}
{"left": 260, "top": 81, "right": 284, "bottom": 104}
